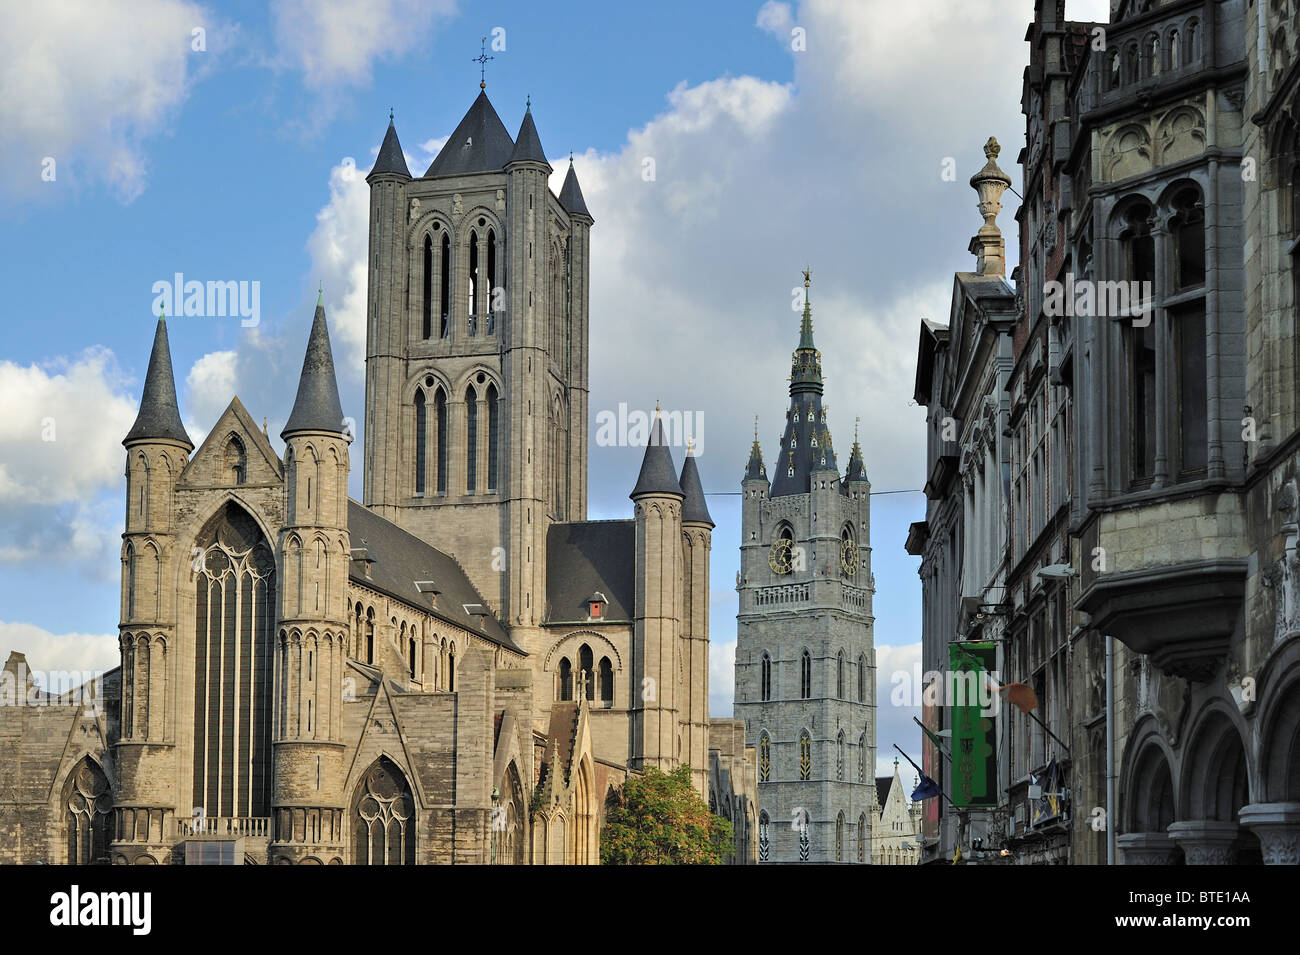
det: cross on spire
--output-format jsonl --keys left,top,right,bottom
{"left": 473, "top": 37, "right": 494, "bottom": 90}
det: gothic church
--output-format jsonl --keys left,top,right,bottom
{"left": 0, "top": 87, "right": 758, "bottom": 865}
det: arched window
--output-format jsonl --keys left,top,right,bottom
{"left": 413, "top": 389, "right": 426, "bottom": 495}
{"left": 224, "top": 434, "right": 246, "bottom": 485}
{"left": 486, "top": 229, "right": 497, "bottom": 333}
{"left": 1125, "top": 42, "right": 1139, "bottom": 85}
{"left": 599, "top": 656, "right": 613, "bottom": 706}
{"left": 1144, "top": 34, "right": 1160, "bottom": 77}
{"left": 487, "top": 383, "right": 499, "bottom": 491}
{"left": 408, "top": 636, "right": 417, "bottom": 677}
{"left": 422, "top": 233, "right": 433, "bottom": 339}
{"left": 124, "top": 541, "right": 136, "bottom": 620}
{"left": 836, "top": 812, "right": 844, "bottom": 862}
{"left": 558, "top": 657, "right": 573, "bottom": 701}
{"left": 65, "top": 759, "right": 111, "bottom": 864}
{"left": 1108, "top": 48, "right": 1121, "bottom": 88}
{"left": 799, "top": 730, "right": 812, "bottom": 780}
{"left": 760, "top": 652, "right": 772, "bottom": 701}
{"left": 579, "top": 644, "right": 594, "bottom": 700}
{"left": 1171, "top": 185, "right": 1205, "bottom": 289}
{"left": 468, "top": 229, "right": 479, "bottom": 333}
{"left": 447, "top": 643, "right": 455, "bottom": 691}
{"left": 434, "top": 387, "right": 447, "bottom": 494}
{"left": 465, "top": 385, "right": 478, "bottom": 492}
{"left": 837, "top": 731, "right": 845, "bottom": 780}
{"left": 439, "top": 231, "right": 451, "bottom": 338}
{"left": 857, "top": 652, "right": 867, "bottom": 702}
{"left": 192, "top": 502, "right": 275, "bottom": 818}
{"left": 858, "top": 732, "right": 867, "bottom": 783}
{"left": 352, "top": 757, "right": 416, "bottom": 865}
{"left": 836, "top": 650, "right": 846, "bottom": 699}
{"left": 758, "top": 810, "right": 770, "bottom": 862}
{"left": 800, "top": 649, "right": 812, "bottom": 699}
{"left": 1168, "top": 28, "right": 1181, "bottom": 70}
{"left": 1186, "top": 19, "right": 1200, "bottom": 61}
{"left": 759, "top": 732, "right": 770, "bottom": 782}
{"left": 365, "top": 608, "right": 374, "bottom": 664}
{"left": 857, "top": 813, "right": 867, "bottom": 862}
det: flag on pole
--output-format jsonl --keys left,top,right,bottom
{"left": 988, "top": 679, "right": 1039, "bottom": 714}
{"left": 911, "top": 772, "right": 942, "bottom": 801}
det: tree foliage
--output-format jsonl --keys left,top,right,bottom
{"left": 599, "top": 765, "right": 733, "bottom": 865}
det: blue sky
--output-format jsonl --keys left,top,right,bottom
{"left": 0, "top": 0, "right": 1112, "bottom": 776}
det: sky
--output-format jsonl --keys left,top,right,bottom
{"left": 0, "top": 0, "right": 1112, "bottom": 777}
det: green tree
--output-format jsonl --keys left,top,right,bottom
{"left": 600, "top": 765, "right": 733, "bottom": 865}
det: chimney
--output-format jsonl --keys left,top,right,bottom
{"left": 968, "top": 137, "right": 1013, "bottom": 278}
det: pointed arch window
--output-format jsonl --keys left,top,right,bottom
{"left": 465, "top": 385, "right": 478, "bottom": 492}
{"left": 224, "top": 434, "right": 246, "bottom": 486}
{"left": 486, "top": 229, "right": 497, "bottom": 334}
{"left": 857, "top": 652, "right": 867, "bottom": 702}
{"left": 836, "top": 811, "right": 844, "bottom": 862}
{"left": 760, "top": 651, "right": 772, "bottom": 701}
{"left": 800, "top": 649, "right": 812, "bottom": 700}
{"left": 759, "top": 732, "right": 770, "bottom": 782}
{"left": 422, "top": 234, "right": 433, "bottom": 339}
{"left": 408, "top": 636, "right": 417, "bottom": 677}
{"left": 558, "top": 657, "right": 572, "bottom": 701}
{"left": 352, "top": 757, "right": 416, "bottom": 865}
{"left": 439, "top": 231, "right": 451, "bottom": 338}
{"left": 579, "top": 643, "right": 594, "bottom": 700}
{"left": 468, "top": 229, "right": 479, "bottom": 333}
{"left": 66, "top": 760, "right": 111, "bottom": 864}
{"left": 858, "top": 732, "right": 867, "bottom": 783}
{"left": 414, "top": 389, "right": 426, "bottom": 495}
{"left": 599, "top": 656, "right": 613, "bottom": 706}
{"left": 837, "top": 731, "right": 845, "bottom": 780}
{"left": 799, "top": 730, "right": 812, "bottom": 780}
{"left": 758, "top": 810, "right": 770, "bottom": 862}
{"left": 365, "top": 607, "right": 375, "bottom": 664}
{"left": 857, "top": 813, "right": 867, "bottom": 862}
{"left": 447, "top": 643, "right": 455, "bottom": 691}
{"left": 836, "top": 650, "right": 846, "bottom": 699}
{"left": 434, "top": 388, "right": 447, "bottom": 494}
{"left": 487, "top": 383, "right": 499, "bottom": 491}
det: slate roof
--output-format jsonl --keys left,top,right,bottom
{"left": 630, "top": 416, "right": 683, "bottom": 498}
{"left": 347, "top": 500, "right": 522, "bottom": 652}
{"left": 424, "top": 91, "right": 516, "bottom": 177}
{"left": 124, "top": 318, "right": 192, "bottom": 448}
{"left": 508, "top": 106, "right": 549, "bottom": 166}
{"left": 282, "top": 304, "right": 345, "bottom": 438}
{"left": 558, "top": 160, "right": 591, "bottom": 218}
{"left": 679, "top": 451, "right": 713, "bottom": 526}
{"left": 876, "top": 775, "right": 893, "bottom": 808}
{"left": 545, "top": 520, "right": 635, "bottom": 622}
{"left": 367, "top": 118, "right": 411, "bottom": 180}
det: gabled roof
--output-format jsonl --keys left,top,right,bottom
{"left": 558, "top": 160, "right": 591, "bottom": 218}
{"left": 124, "top": 318, "right": 192, "bottom": 449}
{"left": 282, "top": 304, "right": 345, "bottom": 439}
{"left": 630, "top": 415, "right": 683, "bottom": 499}
{"left": 367, "top": 117, "right": 411, "bottom": 181}
{"left": 507, "top": 105, "right": 549, "bottom": 167}
{"left": 545, "top": 520, "right": 635, "bottom": 622}
{"left": 347, "top": 500, "right": 522, "bottom": 652}
{"left": 424, "top": 91, "right": 516, "bottom": 177}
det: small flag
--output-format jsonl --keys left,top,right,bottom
{"left": 989, "top": 679, "right": 1039, "bottom": 714}
{"left": 914, "top": 716, "right": 950, "bottom": 760}
{"left": 911, "top": 771, "right": 942, "bottom": 802}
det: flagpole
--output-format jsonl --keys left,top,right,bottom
{"left": 913, "top": 715, "right": 951, "bottom": 762}
{"left": 1021, "top": 709, "right": 1071, "bottom": 756}
{"left": 893, "top": 743, "right": 954, "bottom": 806}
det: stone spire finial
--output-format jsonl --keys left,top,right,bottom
{"left": 968, "top": 136, "right": 1013, "bottom": 278}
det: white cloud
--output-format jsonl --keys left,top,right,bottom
{"left": 306, "top": 156, "right": 371, "bottom": 374}
{"left": 271, "top": 0, "right": 457, "bottom": 91}
{"left": 184, "top": 349, "right": 238, "bottom": 444}
{"left": 0, "top": 0, "right": 215, "bottom": 201}
{"left": 756, "top": 1, "right": 795, "bottom": 39}
{"left": 0, "top": 621, "right": 119, "bottom": 684}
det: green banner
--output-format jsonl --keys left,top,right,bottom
{"left": 949, "top": 641, "right": 997, "bottom": 807}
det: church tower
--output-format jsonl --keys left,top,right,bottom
{"left": 733, "top": 272, "right": 877, "bottom": 863}
{"left": 361, "top": 88, "right": 592, "bottom": 638}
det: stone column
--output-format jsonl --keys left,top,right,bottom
{"left": 1117, "top": 832, "right": 1179, "bottom": 864}
{"left": 1167, "top": 820, "right": 1241, "bottom": 864}
{"left": 1238, "top": 802, "right": 1300, "bottom": 865}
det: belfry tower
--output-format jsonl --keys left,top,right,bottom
{"left": 733, "top": 272, "right": 877, "bottom": 863}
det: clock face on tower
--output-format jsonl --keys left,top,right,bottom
{"left": 769, "top": 539, "right": 794, "bottom": 575}
{"left": 841, "top": 538, "right": 858, "bottom": 576}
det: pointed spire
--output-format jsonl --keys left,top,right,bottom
{"left": 679, "top": 441, "right": 714, "bottom": 527}
{"left": 745, "top": 416, "right": 767, "bottom": 482}
{"left": 846, "top": 415, "right": 868, "bottom": 483}
{"left": 367, "top": 113, "right": 411, "bottom": 182}
{"left": 791, "top": 268, "right": 822, "bottom": 396}
{"left": 559, "top": 157, "right": 592, "bottom": 220}
{"left": 630, "top": 409, "right": 682, "bottom": 499}
{"left": 508, "top": 100, "right": 550, "bottom": 167}
{"left": 124, "top": 313, "right": 192, "bottom": 449}
{"left": 282, "top": 302, "right": 345, "bottom": 439}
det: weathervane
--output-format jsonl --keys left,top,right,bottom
{"left": 473, "top": 37, "right": 494, "bottom": 90}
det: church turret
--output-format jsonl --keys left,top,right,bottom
{"left": 631, "top": 414, "right": 684, "bottom": 775}
{"left": 771, "top": 271, "right": 831, "bottom": 497}
{"left": 367, "top": 113, "right": 412, "bottom": 182}
{"left": 679, "top": 443, "right": 712, "bottom": 797}
{"left": 274, "top": 300, "right": 350, "bottom": 863}
{"left": 114, "top": 313, "right": 191, "bottom": 862}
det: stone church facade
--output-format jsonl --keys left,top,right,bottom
{"left": 0, "top": 88, "right": 757, "bottom": 865}
{"left": 733, "top": 275, "right": 877, "bottom": 863}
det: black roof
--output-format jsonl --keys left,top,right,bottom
{"left": 282, "top": 304, "right": 345, "bottom": 438}
{"left": 558, "top": 160, "right": 591, "bottom": 218}
{"left": 876, "top": 775, "right": 894, "bottom": 808}
{"left": 347, "top": 500, "right": 521, "bottom": 652}
{"left": 124, "top": 318, "right": 192, "bottom": 448}
{"left": 367, "top": 117, "right": 411, "bottom": 180}
{"left": 424, "top": 91, "right": 515, "bottom": 177}
{"left": 545, "top": 521, "right": 635, "bottom": 622}
{"left": 679, "top": 452, "right": 713, "bottom": 526}
{"left": 508, "top": 105, "right": 549, "bottom": 166}
{"left": 630, "top": 416, "right": 683, "bottom": 499}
